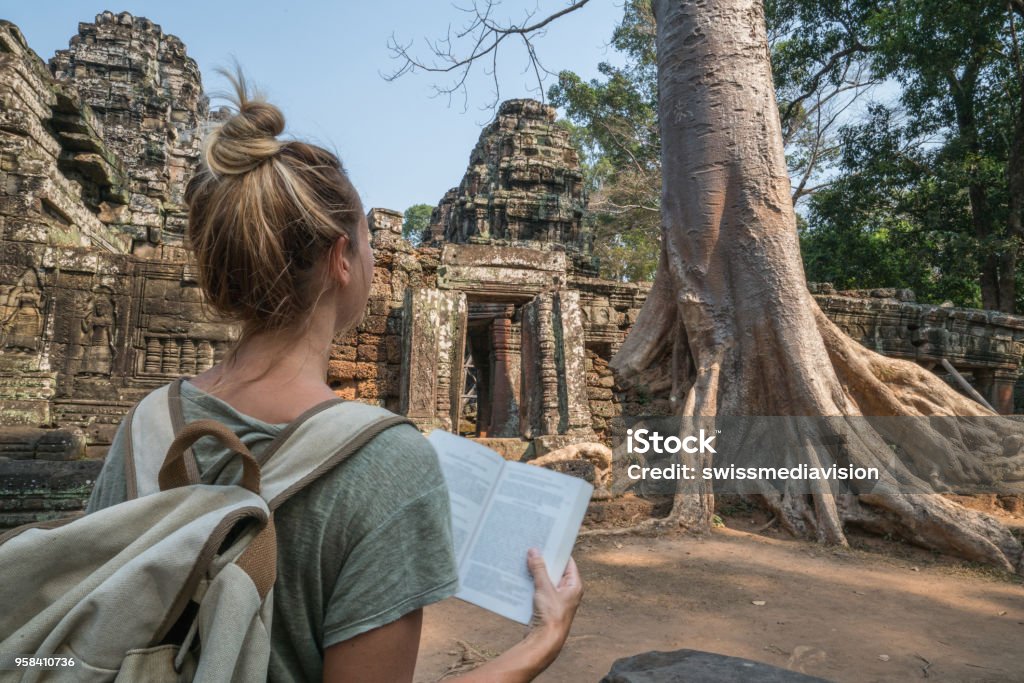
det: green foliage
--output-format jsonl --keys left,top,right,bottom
{"left": 402, "top": 203, "right": 433, "bottom": 246}
{"left": 592, "top": 223, "right": 660, "bottom": 282}
{"left": 797, "top": 0, "right": 1024, "bottom": 310}
{"left": 548, "top": 0, "right": 660, "bottom": 282}
{"left": 764, "top": 0, "right": 878, "bottom": 200}
{"left": 803, "top": 103, "right": 986, "bottom": 305}
{"left": 559, "top": 0, "right": 1024, "bottom": 310}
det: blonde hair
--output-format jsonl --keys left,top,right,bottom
{"left": 184, "top": 69, "right": 364, "bottom": 340}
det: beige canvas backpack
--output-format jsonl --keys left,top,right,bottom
{"left": 0, "top": 381, "right": 409, "bottom": 682}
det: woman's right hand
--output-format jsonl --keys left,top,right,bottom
{"left": 450, "top": 551, "right": 584, "bottom": 682}
{"left": 527, "top": 548, "right": 583, "bottom": 649}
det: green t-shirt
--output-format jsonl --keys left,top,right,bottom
{"left": 86, "top": 380, "right": 459, "bottom": 682}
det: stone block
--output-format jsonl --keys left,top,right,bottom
{"left": 378, "top": 364, "right": 400, "bottom": 395}
{"left": 385, "top": 336, "right": 402, "bottom": 363}
{"left": 385, "top": 312, "right": 404, "bottom": 334}
{"left": 356, "top": 332, "right": 382, "bottom": 346}
{"left": 142, "top": 296, "right": 183, "bottom": 316}
{"left": 360, "top": 363, "right": 385, "bottom": 380}
{"left": 590, "top": 400, "right": 615, "bottom": 418}
{"left": 0, "top": 458, "right": 103, "bottom": 494}
{"left": 0, "top": 399, "right": 50, "bottom": 425}
{"left": 369, "top": 298, "right": 392, "bottom": 316}
{"left": 356, "top": 380, "right": 380, "bottom": 400}
{"left": 327, "top": 360, "right": 357, "bottom": 381}
{"left": 332, "top": 345, "right": 356, "bottom": 361}
{"left": 332, "top": 380, "right": 357, "bottom": 401}
{"left": 360, "top": 315, "right": 388, "bottom": 335}
{"left": 0, "top": 427, "right": 87, "bottom": 460}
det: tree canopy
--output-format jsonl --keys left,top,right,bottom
{"left": 402, "top": 203, "right": 433, "bottom": 246}
{"left": 549, "top": 1, "right": 660, "bottom": 281}
{"left": 800, "top": 0, "right": 1024, "bottom": 312}
{"left": 553, "top": 0, "right": 1024, "bottom": 312}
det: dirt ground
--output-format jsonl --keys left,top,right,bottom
{"left": 416, "top": 504, "right": 1024, "bottom": 682}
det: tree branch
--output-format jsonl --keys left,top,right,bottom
{"left": 384, "top": 0, "right": 592, "bottom": 109}
{"left": 780, "top": 41, "right": 873, "bottom": 129}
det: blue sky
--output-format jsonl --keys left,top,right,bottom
{"left": 4, "top": 1, "right": 626, "bottom": 212}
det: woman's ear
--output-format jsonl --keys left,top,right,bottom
{"left": 328, "top": 234, "right": 351, "bottom": 288}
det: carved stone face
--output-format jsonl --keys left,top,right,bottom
{"left": 94, "top": 299, "right": 111, "bottom": 317}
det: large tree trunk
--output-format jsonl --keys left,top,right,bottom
{"left": 955, "top": 98, "right": 1005, "bottom": 312}
{"left": 612, "top": 0, "right": 1024, "bottom": 573}
{"left": 950, "top": 69, "right": 1014, "bottom": 313}
{"left": 1004, "top": 65, "right": 1024, "bottom": 314}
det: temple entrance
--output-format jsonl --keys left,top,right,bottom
{"left": 458, "top": 302, "right": 520, "bottom": 437}
{"left": 400, "top": 285, "right": 592, "bottom": 440}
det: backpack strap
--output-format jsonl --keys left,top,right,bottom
{"left": 159, "top": 419, "right": 262, "bottom": 494}
{"left": 167, "top": 378, "right": 203, "bottom": 483}
{"left": 157, "top": 420, "right": 280, "bottom": 600}
{"left": 126, "top": 382, "right": 175, "bottom": 499}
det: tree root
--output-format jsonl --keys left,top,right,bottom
{"left": 529, "top": 442, "right": 613, "bottom": 490}
{"left": 579, "top": 505, "right": 702, "bottom": 538}
{"left": 608, "top": 297, "right": 1024, "bottom": 573}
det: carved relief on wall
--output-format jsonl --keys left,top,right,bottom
{"left": 141, "top": 335, "right": 221, "bottom": 377}
{"left": 77, "top": 290, "right": 117, "bottom": 376}
{"left": 0, "top": 269, "right": 45, "bottom": 353}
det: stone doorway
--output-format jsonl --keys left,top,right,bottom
{"left": 399, "top": 285, "right": 595, "bottom": 444}
{"left": 458, "top": 302, "right": 521, "bottom": 438}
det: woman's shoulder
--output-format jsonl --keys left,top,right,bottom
{"left": 324, "top": 420, "right": 443, "bottom": 496}
{"left": 275, "top": 419, "right": 450, "bottom": 548}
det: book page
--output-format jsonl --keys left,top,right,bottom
{"left": 456, "top": 461, "right": 593, "bottom": 624}
{"left": 427, "top": 430, "right": 505, "bottom": 563}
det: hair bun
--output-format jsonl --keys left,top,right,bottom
{"left": 203, "top": 69, "right": 285, "bottom": 176}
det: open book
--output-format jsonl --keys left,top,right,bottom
{"left": 427, "top": 430, "right": 594, "bottom": 624}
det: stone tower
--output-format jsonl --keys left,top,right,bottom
{"left": 50, "top": 11, "right": 209, "bottom": 254}
{"left": 430, "top": 99, "right": 591, "bottom": 267}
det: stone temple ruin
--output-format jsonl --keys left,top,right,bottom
{"left": 2, "top": 12, "right": 1024, "bottom": 528}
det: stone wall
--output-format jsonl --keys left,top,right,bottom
{"left": 572, "top": 277, "right": 662, "bottom": 440}
{"left": 812, "top": 285, "right": 1024, "bottom": 413}
{"left": 0, "top": 14, "right": 232, "bottom": 446}
{"left": 328, "top": 208, "right": 429, "bottom": 410}
{"left": 0, "top": 14, "right": 229, "bottom": 528}
{"left": 0, "top": 21, "right": 131, "bottom": 252}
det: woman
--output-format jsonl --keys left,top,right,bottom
{"left": 86, "top": 71, "right": 583, "bottom": 682}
